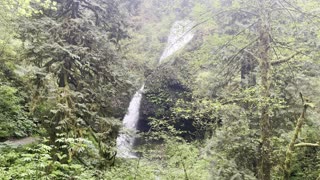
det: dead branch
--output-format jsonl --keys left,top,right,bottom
{"left": 271, "top": 51, "right": 300, "bottom": 66}
{"left": 295, "top": 143, "right": 320, "bottom": 148}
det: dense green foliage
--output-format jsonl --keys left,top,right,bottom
{"left": 1, "top": 0, "right": 320, "bottom": 179}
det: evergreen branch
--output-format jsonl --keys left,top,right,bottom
{"left": 229, "top": 38, "right": 259, "bottom": 64}
{"left": 212, "top": 21, "right": 258, "bottom": 55}
{"left": 81, "top": 4, "right": 100, "bottom": 26}
{"left": 275, "top": 0, "right": 298, "bottom": 32}
{"left": 272, "top": 43, "right": 310, "bottom": 57}
{"left": 44, "top": 59, "right": 61, "bottom": 68}
{"left": 215, "top": 38, "right": 258, "bottom": 80}
{"left": 243, "top": 49, "right": 261, "bottom": 62}
{"left": 75, "top": 155, "right": 89, "bottom": 167}
{"left": 282, "top": 0, "right": 320, "bottom": 19}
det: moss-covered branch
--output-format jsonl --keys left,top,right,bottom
{"left": 283, "top": 93, "right": 311, "bottom": 180}
{"left": 294, "top": 143, "right": 320, "bottom": 147}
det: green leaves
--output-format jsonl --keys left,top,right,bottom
{"left": 0, "top": 141, "right": 97, "bottom": 179}
{"left": 1, "top": 0, "right": 56, "bottom": 17}
{"left": 0, "top": 85, "right": 35, "bottom": 138}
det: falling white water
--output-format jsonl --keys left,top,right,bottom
{"left": 117, "top": 84, "right": 144, "bottom": 158}
{"left": 116, "top": 19, "right": 194, "bottom": 158}
{"left": 159, "top": 20, "right": 195, "bottom": 63}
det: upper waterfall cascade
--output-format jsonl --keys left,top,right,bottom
{"left": 116, "top": 20, "right": 194, "bottom": 158}
{"left": 159, "top": 20, "right": 195, "bottom": 63}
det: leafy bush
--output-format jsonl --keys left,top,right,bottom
{"left": 0, "top": 142, "right": 98, "bottom": 179}
{"left": 0, "top": 85, "right": 35, "bottom": 139}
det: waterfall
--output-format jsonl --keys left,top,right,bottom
{"left": 159, "top": 20, "right": 195, "bottom": 63}
{"left": 116, "top": 84, "right": 144, "bottom": 158}
{"left": 116, "top": 19, "right": 194, "bottom": 158}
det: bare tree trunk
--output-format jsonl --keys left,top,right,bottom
{"left": 258, "top": 1, "right": 272, "bottom": 179}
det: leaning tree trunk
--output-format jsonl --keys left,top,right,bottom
{"left": 283, "top": 94, "right": 310, "bottom": 180}
{"left": 257, "top": 1, "right": 272, "bottom": 180}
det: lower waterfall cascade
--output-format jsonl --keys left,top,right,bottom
{"left": 116, "top": 85, "right": 144, "bottom": 158}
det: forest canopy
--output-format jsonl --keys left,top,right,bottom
{"left": 0, "top": 0, "right": 320, "bottom": 179}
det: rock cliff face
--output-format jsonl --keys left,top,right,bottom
{"left": 137, "top": 63, "right": 193, "bottom": 135}
{"left": 136, "top": 19, "right": 200, "bottom": 138}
